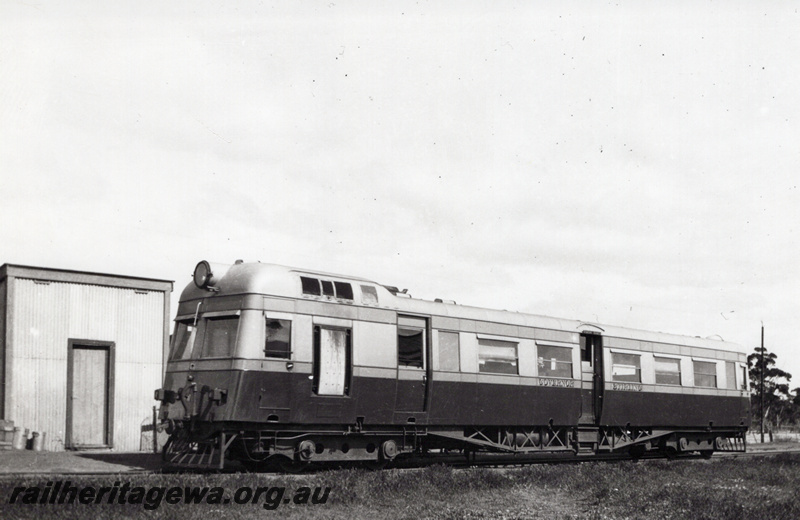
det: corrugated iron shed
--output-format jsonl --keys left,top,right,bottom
{"left": 0, "top": 264, "right": 172, "bottom": 452}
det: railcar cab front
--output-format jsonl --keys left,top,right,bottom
{"left": 157, "top": 260, "right": 372, "bottom": 429}
{"left": 157, "top": 261, "right": 247, "bottom": 426}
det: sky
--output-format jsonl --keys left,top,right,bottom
{"left": 2, "top": 2, "right": 798, "bottom": 383}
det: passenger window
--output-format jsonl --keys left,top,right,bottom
{"left": 478, "top": 339, "right": 518, "bottom": 375}
{"left": 438, "top": 331, "right": 460, "bottom": 371}
{"left": 361, "top": 285, "right": 378, "bottom": 305}
{"left": 301, "top": 276, "right": 354, "bottom": 301}
{"left": 725, "top": 361, "right": 737, "bottom": 390}
{"left": 538, "top": 345, "right": 572, "bottom": 378}
{"left": 200, "top": 316, "right": 239, "bottom": 358}
{"left": 334, "top": 282, "right": 353, "bottom": 300}
{"left": 654, "top": 356, "right": 681, "bottom": 385}
{"left": 694, "top": 360, "right": 717, "bottom": 388}
{"left": 398, "top": 316, "right": 426, "bottom": 368}
{"left": 611, "top": 352, "right": 641, "bottom": 382}
{"left": 264, "top": 318, "right": 291, "bottom": 358}
{"left": 170, "top": 320, "right": 196, "bottom": 361}
{"left": 301, "top": 276, "right": 321, "bottom": 295}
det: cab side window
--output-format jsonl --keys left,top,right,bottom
{"left": 264, "top": 319, "right": 291, "bottom": 358}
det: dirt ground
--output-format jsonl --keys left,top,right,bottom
{"left": 0, "top": 450, "right": 161, "bottom": 476}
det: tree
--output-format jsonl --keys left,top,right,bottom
{"left": 747, "top": 347, "right": 794, "bottom": 430}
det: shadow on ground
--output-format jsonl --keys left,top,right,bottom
{"left": 0, "top": 450, "right": 161, "bottom": 475}
{"left": 75, "top": 451, "right": 162, "bottom": 471}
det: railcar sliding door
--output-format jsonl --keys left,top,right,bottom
{"left": 395, "top": 315, "right": 428, "bottom": 413}
{"left": 579, "top": 332, "right": 604, "bottom": 425}
{"left": 313, "top": 326, "right": 352, "bottom": 396}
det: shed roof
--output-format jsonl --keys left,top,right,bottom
{"left": 0, "top": 264, "right": 173, "bottom": 293}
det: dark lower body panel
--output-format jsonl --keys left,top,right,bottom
{"left": 162, "top": 369, "right": 749, "bottom": 429}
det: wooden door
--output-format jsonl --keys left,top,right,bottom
{"left": 67, "top": 341, "right": 114, "bottom": 449}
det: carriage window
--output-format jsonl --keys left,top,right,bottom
{"left": 438, "top": 331, "right": 460, "bottom": 371}
{"left": 264, "top": 319, "right": 291, "bottom": 358}
{"left": 313, "top": 326, "right": 351, "bottom": 396}
{"left": 740, "top": 365, "right": 748, "bottom": 390}
{"left": 361, "top": 285, "right": 378, "bottom": 305}
{"left": 654, "top": 356, "right": 681, "bottom": 385}
{"left": 725, "top": 361, "right": 737, "bottom": 390}
{"left": 334, "top": 282, "right": 354, "bottom": 300}
{"left": 538, "top": 345, "right": 572, "bottom": 378}
{"left": 321, "top": 280, "right": 335, "bottom": 297}
{"left": 398, "top": 316, "right": 426, "bottom": 368}
{"left": 200, "top": 316, "right": 239, "bottom": 358}
{"left": 611, "top": 352, "right": 641, "bottom": 382}
{"left": 398, "top": 328, "right": 424, "bottom": 368}
{"left": 479, "top": 339, "right": 518, "bottom": 375}
{"left": 170, "top": 320, "right": 196, "bottom": 361}
{"left": 694, "top": 360, "right": 718, "bottom": 388}
{"left": 301, "top": 276, "right": 321, "bottom": 295}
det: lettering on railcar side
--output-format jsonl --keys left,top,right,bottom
{"left": 537, "top": 378, "right": 576, "bottom": 388}
{"left": 611, "top": 382, "right": 643, "bottom": 391}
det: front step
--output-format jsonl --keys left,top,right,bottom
{"left": 576, "top": 426, "right": 598, "bottom": 455}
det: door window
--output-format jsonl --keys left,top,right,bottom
{"left": 398, "top": 316, "right": 427, "bottom": 369}
{"left": 313, "top": 326, "right": 351, "bottom": 396}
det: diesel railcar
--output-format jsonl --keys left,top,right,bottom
{"left": 155, "top": 260, "right": 749, "bottom": 470}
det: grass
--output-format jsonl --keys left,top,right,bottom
{"left": 1, "top": 454, "right": 799, "bottom": 519}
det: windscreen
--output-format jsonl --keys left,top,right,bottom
{"left": 169, "top": 320, "right": 196, "bottom": 361}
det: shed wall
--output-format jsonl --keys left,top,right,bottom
{"left": 0, "top": 278, "right": 6, "bottom": 417}
{"left": 7, "top": 278, "right": 166, "bottom": 451}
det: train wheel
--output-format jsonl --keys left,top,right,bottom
{"left": 663, "top": 447, "right": 678, "bottom": 460}
{"left": 241, "top": 460, "right": 256, "bottom": 472}
{"left": 700, "top": 450, "right": 714, "bottom": 459}
{"left": 629, "top": 445, "right": 646, "bottom": 460}
{"left": 363, "top": 459, "right": 389, "bottom": 471}
{"left": 241, "top": 459, "right": 267, "bottom": 472}
{"left": 277, "top": 456, "right": 309, "bottom": 474}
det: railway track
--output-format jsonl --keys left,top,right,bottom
{"left": 0, "top": 447, "right": 797, "bottom": 479}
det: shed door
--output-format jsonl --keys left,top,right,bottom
{"left": 68, "top": 342, "right": 113, "bottom": 448}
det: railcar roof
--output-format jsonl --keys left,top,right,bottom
{"left": 178, "top": 261, "right": 746, "bottom": 354}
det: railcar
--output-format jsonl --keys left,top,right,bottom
{"left": 155, "top": 260, "right": 749, "bottom": 470}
